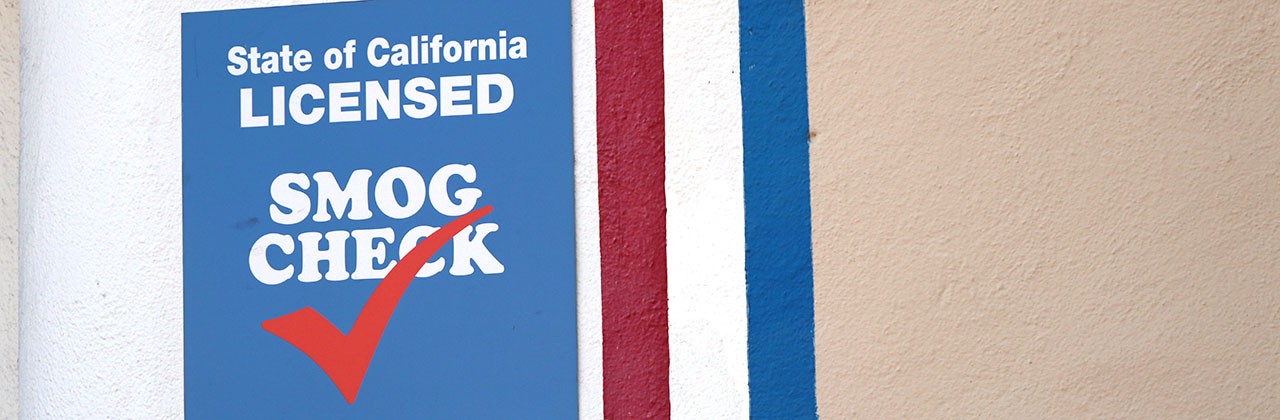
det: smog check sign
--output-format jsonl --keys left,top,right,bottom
{"left": 181, "top": 2, "right": 575, "bottom": 418}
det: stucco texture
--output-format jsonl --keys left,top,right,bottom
{"left": 18, "top": 1, "right": 338, "bottom": 417}
{"left": 808, "top": 1, "right": 1280, "bottom": 418}
{"left": 1, "top": 0, "right": 18, "bottom": 417}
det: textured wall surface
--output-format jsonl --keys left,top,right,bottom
{"left": 808, "top": 1, "right": 1280, "bottom": 418}
{"left": 664, "top": 0, "right": 750, "bottom": 418}
{"left": 18, "top": 1, "right": 337, "bottom": 417}
{"left": 23, "top": 0, "right": 1280, "bottom": 418}
{"left": 1, "top": 0, "right": 18, "bottom": 417}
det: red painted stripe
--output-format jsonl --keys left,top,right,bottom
{"left": 595, "top": 0, "right": 670, "bottom": 418}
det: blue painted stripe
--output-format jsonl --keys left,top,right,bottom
{"left": 739, "top": 0, "right": 817, "bottom": 418}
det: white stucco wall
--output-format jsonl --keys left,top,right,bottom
{"left": 1, "top": 0, "right": 18, "bottom": 417}
{"left": 18, "top": 1, "right": 337, "bottom": 417}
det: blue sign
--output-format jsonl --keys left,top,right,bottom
{"left": 182, "top": 1, "right": 576, "bottom": 417}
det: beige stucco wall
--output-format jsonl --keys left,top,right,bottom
{"left": 809, "top": 1, "right": 1279, "bottom": 418}
{"left": 1, "top": 0, "right": 18, "bottom": 417}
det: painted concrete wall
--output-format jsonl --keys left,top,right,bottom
{"left": 1, "top": 0, "right": 17, "bottom": 417}
{"left": 18, "top": 1, "right": 338, "bottom": 417}
{"left": 808, "top": 1, "right": 1280, "bottom": 418}
{"left": 19, "top": 0, "right": 1280, "bottom": 418}
{"left": 1, "top": 0, "right": 18, "bottom": 417}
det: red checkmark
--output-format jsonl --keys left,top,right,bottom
{"left": 262, "top": 205, "right": 493, "bottom": 404}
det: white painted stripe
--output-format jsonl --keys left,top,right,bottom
{"left": 571, "top": 0, "right": 604, "bottom": 418}
{"left": 663, "top": 1, "right": 750, "bottom": 418}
